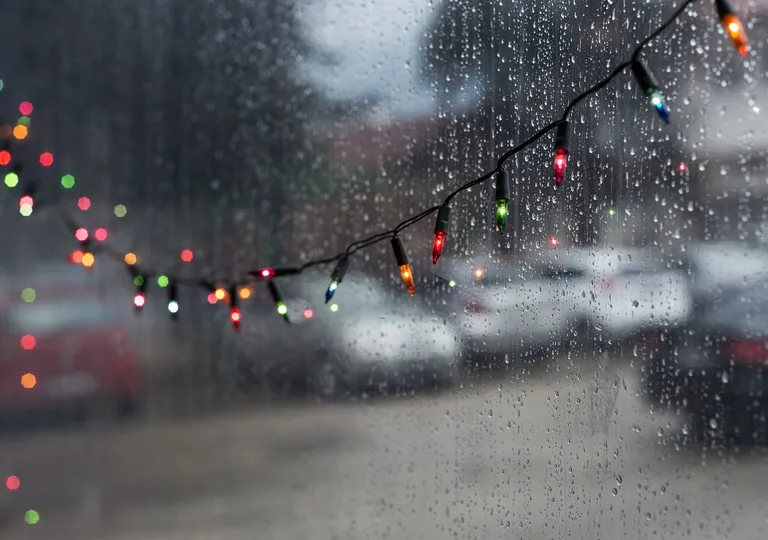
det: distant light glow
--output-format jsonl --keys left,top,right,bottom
{"left": 133, "top": 294, "right": 146, "bottom": 308}
{"left": 13, "top": 125, "right": 28, "bottom": 140}
{"left": 260, "top": 268, "right": 275, "bottom": 278}
{"left": 75, "top": 228, "right": 89, "bottom": 242}
{"left": 4, "top": 172, "right": 19, "bottom": 188}
{"left": 607, "top": 208, "right": 617, "bottom": 216}
{"left": 24, "top": 509, "right": 40, "bottom": 525}
{"left": 678, "top": 162, "right": 687, "bottom": 173}
{"left": 277, "top": 303, "right": 288, "bottom": 315}
{"left": 474, "top": 268, "right": 484, "bottom": 279}
{"left": 77, "top": 197, "right": 91, "bottom": 211}
{"left": 449, "top": 280, "right": 456, "bottom": 287}
{"left": 19, "top": 102, "right": 33, "bottom": 116}
{"left": 114, "top": 204, "right": 127, "bottom": 217}
{"left": 21, "top": 373, "right": 36, "bottom": 389}
{"left": 239, "top": 287, "right": 252, "bottom": 299}
{"left": 5, "top": 476, "right": 20, "bottom": 491}
{"left": 20, "top": 335, "right": 36, "bottom": 350}
{"left": 39, "top": 152, "right": 54, "bottom": 167}
{"left": 21, "top": 288, "right": 36, "bottom": 303}
{"left": 157, "top": 275, "right": 169, "bottom": 288}
{"left": 330, "top": 303, "right": 339, "bottom": 312}
{"left": 230, "top": 308, "right": 241, "bottom": 323}
{"left": 94, "top": 228, "right": 108, "bottom": 242}
{"left": 81, "top": 252, "right": 95, "bottom": 268}
{"left": 548, "top": 235, "right": 560, "bottom": 247}
{"left": 304, "top": 308, "right": 314, "bottom": 319}
{"left": 124, "top": 253, "right": 137, "bottom": 265}
{"left": 168, "top": 300, "right": 179, "bottom": 314}
{"left": 0, "top": 150, "right": 10, "bottom": 166}
{"left": 61, "top": 174, "right": 75, "bottom": 189}
{"left": 180, "top": 249, "right": 194, "bottom": 263}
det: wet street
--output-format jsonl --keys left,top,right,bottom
{"left": 3, "top": 352, "right": 768, "bottom": 540}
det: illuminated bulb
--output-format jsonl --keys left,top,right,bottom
{"left": 326, "top": 256, "right": 350, "bottom": 303}
{"left": 716, "top": 0, "right": 748, "bottom": 56}
{"left": 133, "top": 292, "right": 146, "bottom": 310}
{"left": 260, "top": 268, "right": 275, "bottom": 278}
{"left": 81, "top": 252, "right": 95, "bottom": 268}
{"left": 39, "top": 152, "right": 54, "bottom": 167}
{"left": 13, "top": 125, "right": 27, "bottom": 140}
{"left": 94, "top": 228, "right": 108, "bottom": 242}
{"left": 61, "top": 174, "right": 75, "bottom": 189}
{"left": 168, "top": 300, "right": 179, "bottom": 314}
{"left": 207, "top": 293, "right": 217, "bottom": 305}
{"left": 214, "top": 288, "right": 227, "bottom": 301}
{"left": 0, "top": 150, "right": 10, "bottom": 166}
{"left": 432, "top": 205, "right": 451, "bottom": 264}
{"left": 553, "top": 122, "right": 571, "bottom": 184}
{"left": 168, "top": 284, "right": 179, "bottom": 319}
{"left": 631, "top": 60, "right": 670, "bottom": 124}
{"left": 19, "top": 195, "right": 34, "bottom": 216}
{"left": 494, "top": 168, "right": 511, "bottom": 233}
{"left": 391, "top": 236, "right": 416, "bottom": 295}
{"left": 19, "top": 102, "right": 33, "bottom": 116}
{"left": 70, "top": 250, "right": 84, "bottom": 264}
{"left": 239, "top": 287, "right": 252, "bottom": 299}
{"left": 180, "top": 249, "right": 194, "bottom": 263}
{"left": 124, "top": 253, "right": 137, "bottom": 265}
{"left": 4, "top": 172, "right": 19, "bottom": 188}
{"left": 229, "top": 286, "right": 241, "bottom": 331}
{"left": 77, "top": 197, "right": 91, "bottom": 211}
{"left": 75, "top": 228, "right": 88, "bottom": 242}
{"left": 267, "top": 280, "right": 290, "bottom": 323}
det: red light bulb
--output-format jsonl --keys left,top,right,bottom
{"left": 77, "top": 197, "right": 91, "bottom": 211}
{"left": 553, "top": 148, "right": 568, "bottom": 184}
{"left": 94, "top": 228, "right": 108, "bottom": 242}
{"left": 19, "top": 195, "right": 33, "bottom": 207}
{"left": 19, "top": 102, "right": 33, "bottom": 116}
{"left": 75, "top": 228, "right": 88, "bottom": 242}
{"left": 230, "top": 307, "right": 241, "bottom": 332}
{"left": 260, "top": 268, "right": 275, "bottom": 278}
{"left": 207, "top": 293, "right": 217, "bottom": 305}
{"left": 133, "top": 293, "right": 146, "bottom": 309}
{"left": 180, "top": 249, "right": 194, "bottom": 263}
{"left": 0, "top": 150, "right": 10, "bottom": 166}
{"left": 70, "top": 250, "right": 84, "bottom": 264}
{"left": 39, "top": 152, "right": 54, "bottom": 167}
{"left": 432, "top": 231, "right": 446, "bottom": 265}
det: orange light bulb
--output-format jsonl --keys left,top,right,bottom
{"left": 399, "top": 264, "right": 416, "bottom": 296}
{"left": 723, "top": 14, "right": 748, "bottom": 56}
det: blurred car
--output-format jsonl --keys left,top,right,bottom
{"left": 642, "top": 279, "right": 768, "bottom": 443}
{"left": 671, "top": 241, "right": 768, "bottom": 302}
{"left": 453, "top": 247, "right": 692, "bottom": 362}
{"left": 224, "top": 271, "right": 460, "bottom": 397}
{"left": 0, "top": 286, "right": 143, "bottom": 419}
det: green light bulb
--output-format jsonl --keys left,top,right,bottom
{"left": 133, "top": 275, "right": 144, "bottom": 287}
{"left": 5, "top": 172, "right": 19, "bottom": 188}
{"left": 157, "top": 275, "right": 169, "bottom": 288}
{"left": 61, "top": 174, "right": 75, "bottom": 189}
{"left": 277, "top": 302, "right": 288, "bottom": 315}
{"left": 496, "top": 200, "right": 508, "bottom": 232}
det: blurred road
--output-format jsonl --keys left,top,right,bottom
{"left": 3, "top": 351, "right": 768, "bottom": 540}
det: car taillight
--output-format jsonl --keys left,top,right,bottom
{"left": 723, "top": 338, "right": 768, "bottom": 366}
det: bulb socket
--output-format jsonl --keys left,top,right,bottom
{"left": 495, "top": 168, "right": 511, "bottom": 203}
{"left": 391, "top": 236, "right": 410, "bottom": 267}
{"left": 554, "top": 121, "right": 571, "bottom": 153}
{"left": 631, "top": 60, "right": 659, "bottom": 94}
{"left": 434, "top": 205, "right": 452, "bottom": 235}
{"left": 715, "top": 0, "right": 735, "bottom": 19}
{"left": 330, "top": 257, "right": 351, "bottom": 283}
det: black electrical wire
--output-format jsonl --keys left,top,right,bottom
{"left": 3, "top": 0, "right": 720, "bottom": 312}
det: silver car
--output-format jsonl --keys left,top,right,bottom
{"left": 225, "top": 270, "right": 460, "bottom": 398}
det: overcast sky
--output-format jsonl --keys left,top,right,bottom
{"left": 301, "top": 0, "right": 436, "bottom": 116}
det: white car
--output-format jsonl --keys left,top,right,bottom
{"left": 454, "top": 247, "right": 692, "bottom": 359}
{"left": 223, "top": 270, "right": 460, "bottom": 397}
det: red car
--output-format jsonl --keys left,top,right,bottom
{"left": 0, "top": 286, "right": 143, "bottom": 420}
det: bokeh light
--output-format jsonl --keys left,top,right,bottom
{"left": 207, "top": 293, "right": 217, "bottom": 304}
{"left": 17, "top": 116, "right": 30, "bottom": 127}
{"left": 21, "top": 373, "right": 36, "bottom": 389}
{"left": 239, "top": 287, "right": 252, "bottom": 299}
{"left": 133, "top": 275, "right": 144, "bottom": 287}
{"left": 24, "top": 509, "right": 40, "bottom": 525}
{"left": 61, "top": 174, "right": 75, "bottom": 189}
{"left": 39, "top": 152, "right": 53, "bottom": 167}
{"left": 5, "top": 475, "right": 20, "bottom": 491}
{"left": 330, "top": 303, "right": 339, "bottom": 312}
{"left": 13, "top": 125, "right": 28, "bottom": 140}
{"left": 19, "top": 196, "right": 33, "bottom": 216}
{"left": 21, "top": 288, "right": 36, "bottom": 303}
{"left": 157, "top": 275, "right": 169, "bottom": 288}
{"left": 114, "top": 204, "right": 127, "bottom": 217}
{"left": 81, "top": 252, "right": 95, "bottom": 268}
{"left": 94, "top": 228, "right": 108, "bottom": 241}
{"left": 20, "top": 335, "right": 36, "bottom": 350}
{"left": 214, "top": 288, "right": 227, "bottom": 301}
{"left": 304, "top": 309, "right": 314, "bottom": 319}
{"left": 19, "top": 101, "right": 33, "bottom": 116}
{"left": 70, "top": 250, "right": 84, "bottom": 264}
{"left": 180, "top": 249, "right": 194, "bottom": 263}
{"left": 77, "top": 197, "right": 91, "bottom": 211}
{"left": 124, "top": 253, "right": 137, "bottom": 265}
{"left": 4, "top": 172, "right": 19, "bottom": 187}
{"left": 75, "top": 228, "right": 88, "bottom": 242}
{"left": 0, "top": 150, "right": 10, "bottom": 166}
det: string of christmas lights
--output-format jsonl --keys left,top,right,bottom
{"left": 0, "top": 0, "right": 752, "bottom": 330}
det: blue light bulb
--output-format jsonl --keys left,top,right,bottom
{"left": 325, "top": 280, "right": 339, "bottom": 303}
{"left": 648, "top": 90, "right": 670, "bottom": 124}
